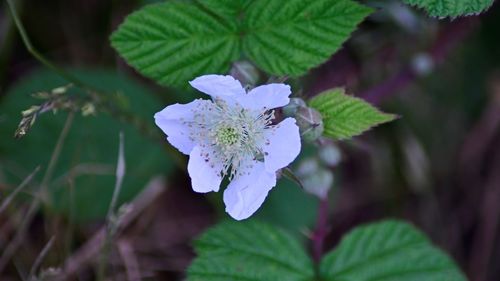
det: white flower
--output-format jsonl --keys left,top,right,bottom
{"left": 154, "top": 75, "right": 301, "bottom": 220}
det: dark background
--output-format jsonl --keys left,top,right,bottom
{"left": 0, "top": 0, "right": 499, "bottom": 280}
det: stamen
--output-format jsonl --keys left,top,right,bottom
{"left": 188, "top": 100, "right": 274, "bottom": 179}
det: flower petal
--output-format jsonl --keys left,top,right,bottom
{"left": 188, "top": 146, "right": 224, "bottom": 193}
{"left": 238, "top": 83, "right": 291, "bottom": 111}
{"left": 263, "top": 118, "right": 301, "bottom": 172}
{"left": 223, "top": 161, "right": 276, "bottom": 220}
{"left": 154, "top": 99, "right": 207, "bottom": 154}
{"left": 189, "top": 75, "right": 246, "bottom": 102}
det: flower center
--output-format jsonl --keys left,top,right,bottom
{"left": 190, "top": 99, "right": 275, "bottom": 178}
{"left": 215, "top": 125, "right": 240, "bottom": 147}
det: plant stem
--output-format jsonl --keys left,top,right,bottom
{"left": 0, "top": 0, "right": 20, "bottom": 89}
{"left": 107, "top": 132, "right": 126, "bottom": 221}
{"left": 312, "top": 196, "right": 329, "bottom": 264}
{"left": 97, "top": 132, "right": 126, "bottom": 281}
{"left": 28, "top": 236, "right": 55, "bottom": 279}
{"left": 39, "top": 112, "right": 75, "bottom": 205}
{"left": 6, "top": 0, "right": 91, "bottom": 90}
{"left": 0, "top": 112, "right": 74, "bottom": 274}
{"left": 6, "top": 0, "right": 186, "bottom": 170}
{"left": 0, "top": 165, "right": 40, "bottom": 215}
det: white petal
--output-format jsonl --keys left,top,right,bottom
{"left": 223, "top": 161, "right": 276, "bottom": 220}
{"left": 189, "top": 75, "right": 246, "bottom": 102}
{"left": 154, "top": 99, "right": 207, "bottom": 154}
{"left": 187, "top": 146, "right": 224, "bottom": 193}
{"left": 263, "top": 118, "right": 301, "bottom": 172}
{"left": 238, "top": 83, "right": 291, "bottom": 111}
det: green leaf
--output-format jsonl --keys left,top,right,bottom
{"left": 242, "top": 0, "right": 372, "bottom": 76}
{"left": 320, "top": 220, "right": 467, "bottom": 281}
{"left": 199, "top": 0, "right": 252, "bottom": 18}
{"left": 110, "top": 2, "right": 240, "bottom": 87}
{"left": 111, "top": 0, "right": 372, "bottom": 87}
{"left": 187, "top": 220, "right": 314, "bottom": 281}
{"left": 309, "top": 88, "right": 397, "bottom": 140}
{"left": 0, "top": 68, "right": 174, "bottom": 221}
{"left": 402, "top": 0, "right": 494, "bottom": 18}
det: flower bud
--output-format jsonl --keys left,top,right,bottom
{"left": 282, "top": 97, "right": 306, "bottom": 117}
{"left": 412, "top": 53, "right": 434, "bottom": 76}
{"left": 295, "top": 106, "right": 324, "bottom": 142}
{"left": 296, "top": 158, "right": 333, "bottom": 199}
{"left": 319, "top": 144, "right": 342, "bottom": 167}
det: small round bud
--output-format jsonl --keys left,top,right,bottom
{"left": 296, "top": 157, "right": 319, "bottom": 176}
{"left": 296, "top": 158, "right": 333, "bottom": 199}
{"left": 412, "top": 53, "right": 434, "bottom": 76}
{"left": 282, "top": 98, "right": 307, "bottom": 117}
{"left": 295, "top": 106, "right": 324, "bottom": 142}
{"left": 319, "top": 144, "right": 342, "bottom": 167}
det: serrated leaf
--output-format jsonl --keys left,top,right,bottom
{"left": 187, "top": 220, "right": 314, "bottom": 281}
{"left": 110, "top": 2, "right": 240, "bottom": 87}
{"left": 402, "top": 0, "right": 494, "bottom": 18}
{"left": 112, "top": 0, "right": 373, "bottom": 87}
{"left": 309, "top": 88, "right": 396, "bottom": 140}
{"left": 320, "top": 220, "right": 467, "bottom": 281}
{"left": 242, "top": 0, "right": 372, "bottom": 76}
{"left": 199, "top": 0, "right": 252, "bottom": 18}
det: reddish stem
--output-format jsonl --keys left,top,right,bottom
{"left": 312, "top": 196, "right": 329, "bottom": 263}
{"left": 361, "top": 17, "right": 478, "bottom": 104}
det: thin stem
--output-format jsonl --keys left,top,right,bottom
{"left": 28, "top": 236, "right": 55, "bottom": 280}
{"left": 6, "top": 0, "right": 186, "bottom": 170}
{"left": 107, "top": 132, "right": 126, "bottom": 220}
{"left": 0, "top": 0, "right": 21, "bottom": 88}
{"left": 0, "top": 166, "right": 40, "bottom": 215}
{"left": 97, "top": 132, "right": 126, "bottom": 281}
{"left": 0, "top": 113, "right": 74, "bottom": 274}
{"left": 0, "top": 196, "right": 40, "bottom": 274}
{"left": 6, "top": 0, "right": 92, "bottom": 90}
{"left": 40, "top": 112, "right": 75, "bottom": 205}
{"left": 312, "top": 197, "right": 329, "bottom": 264}
{"left": 65, "top": 176, "right": 76, "bottom": 259}
{"left": 117, "top": 239, "right": 141, "bottom": 281}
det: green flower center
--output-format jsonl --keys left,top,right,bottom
{"left": 215, "top": 126, "right": 240, "bottom": 147}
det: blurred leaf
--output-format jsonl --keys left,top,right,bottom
{"left": 255, "top": 180, "right": 318, "bottom": 236}
{"left": 309, "top": 88, "right": 397, "bottom": 140}
{"left": 242, "top": 0, "right": 372, "bottom": 76}
{"left": 255, "top": 143, "right": 319, "bottom": 236}
{"left": 402, "top": 0, "right": 494, "bottom": 18}
{"left": 0, "top": 68, "right": 173, "bottom": 221}
{"left": 110, "top": 2, "right": 240, "bottom": 87}
{"left": 320, "top": 220, "right": 467, "bottom": 281}
{"left": 187, "top": 220, "right": 314, "bottom": 281}
{"left": 111, "top": 0, "right": 372, "bottom": 88}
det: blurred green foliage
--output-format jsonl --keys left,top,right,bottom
{"left": 0, "top": 68, "right": 174, "bottom": 221}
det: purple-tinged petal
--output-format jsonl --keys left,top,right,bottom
{"left": 189, "top": 75, "right": 246, "bottom": 102}
{"left": 238, "top": 83, "right": 291, "bottom": 111}
{"left": 188, "top": 146, "right": 224, "bottom": 193}
{"left": 223, "top": 160, "right": 276, "bottom": 220}
{"left": 154, "top": 99, "right": 208, "bottom": 154}
{"left": 262, "top": 118, "right": 301, "bottom": 173}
